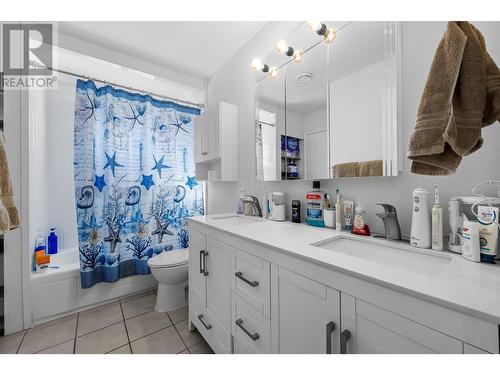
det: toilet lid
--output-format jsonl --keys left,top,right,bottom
{"left": 148, "top": 248, "right": 189, "bottom": 268}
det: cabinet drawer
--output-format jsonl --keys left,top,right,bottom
{"left": 232, "top": 248, "right": 270, "bottom": 317}
{"left": 232, "top": 292, "right": 270, "bottom": 354}
{"left": 355, "top": 299, "right": 463, "bottom": 354}
{"left": 189, "top": 297, "right": 232, "bottom": 354}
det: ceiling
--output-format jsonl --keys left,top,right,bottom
{"left": 58, "top": 21, "right": 268, "bottom": 79}
{"left": 258, "top": 21, "right": 387, "bottom": 114}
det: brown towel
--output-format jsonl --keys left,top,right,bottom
{"left": 333, "top": 162, "right": 358, "bottom": 178}
{"left": 408, "top": 21, "right": 500, "bottom": 175}
{"left": 358, "top": 160, "right": 383, "bottom": 177}
{"left": 0, "top": 131, "right": 20, "bottom": 234}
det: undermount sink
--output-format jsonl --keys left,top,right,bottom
{"left": 311, "top": 235, "right": 452, "bottom": 277}
{"left": 211, "top": 214, "right": 265, "bottom": 225}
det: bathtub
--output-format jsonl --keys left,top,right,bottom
{"left": 30, "top": 249, "right": 157, "bottom": 324}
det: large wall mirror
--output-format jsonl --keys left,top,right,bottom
{"left": 255, "top": 21, "right": 400, "bottom": 181}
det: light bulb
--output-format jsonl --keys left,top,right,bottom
{"left": 293, "top": 50, "right": 303, "bottom": 63}
{"left": 251, "top": 57, "right": 264, "bottom": 71}
{"left": 269, "top": 66, "right": 279, "bottom": 79}
{"left": 276, "top": 40, "right": 288, "bottom": 54}
{"left": 324, "top": 28, "right": 336, "bottom": 44}
{"left": 306, "top": 21, "right": 322, "bottom": 32}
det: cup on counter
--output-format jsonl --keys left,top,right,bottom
{"left": 324, "top": 208, "right": 335, "bottom": 228}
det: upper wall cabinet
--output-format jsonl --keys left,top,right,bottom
{"left": 255, "top": 21, "right": 401, "bottom": 181}
{"left": 196, "top": 101, "right": 239, "bottom": 181}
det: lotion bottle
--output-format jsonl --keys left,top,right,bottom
{"left": 431, "top": 184, "right": 444, "bottom": 251}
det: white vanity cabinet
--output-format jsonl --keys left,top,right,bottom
{"left": 188, "top": 220, "right": 500, "bottom": 354}
{"left": 340, "top": 294, "right": 463, "bottom": 354}
{"left": 188, "top": 229, "right": 232, "bottom": 353}
{"left": 271, "top": 266, "right": 341, "bottom": 354}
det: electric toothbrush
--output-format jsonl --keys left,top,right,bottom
{"left": 432, "top": 184, "right": 444, "bottom": 251}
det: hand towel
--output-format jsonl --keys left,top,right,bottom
{"left": 358, "top": 160, "right": 383, "bottom": 177}
{"left": 0, "top": 130, "right": 20, "bottom": 234}
{"left": 332, "top": 162, "right": 358, "bottom": 178}
{"left": 407, "top": 21, "right": 500, "bottom": 175}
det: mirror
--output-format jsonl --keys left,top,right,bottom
{"left": 329, "top": 21, "right": 399, "bottom": 178}
{"left": 255, "top": 53, "right": 286, "bottom": 181}
{"left": 255, "top": 21, "right": 400, "bottom": 181}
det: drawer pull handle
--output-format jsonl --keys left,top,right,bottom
{"left": 235, "top": 318, "right": 260, "bottom": 341}
{"left": 340, "top": 329, "right": 351, "bottom": 354}
{"left": 199, "top": 250, "right": 205, "bottom": 274}
{"left": 235, "top": 271, "right": 259, "bottom": 287}
{"left": 197, "top": 314, "right": 212, "bottom": 330}
{"left": 326, "top": 321, "right": 336, "bottom": 354}
{"left": 199, "top": 250, "right": 209, "bottom": 276}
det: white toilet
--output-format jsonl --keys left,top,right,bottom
{"left": 148, "top": 248, "right": 189, "bottom": 312}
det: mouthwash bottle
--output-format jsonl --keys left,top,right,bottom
{"left": 306, "top": 181, "right": 325, "bottom": 227}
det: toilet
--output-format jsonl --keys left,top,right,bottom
{"left": 147, "top": 248, "right": 189, "bottom": 312}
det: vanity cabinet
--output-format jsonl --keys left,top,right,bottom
{"left": 188, "top": 220, "right": 499, "bottom": 354}
{"left": 340, "top": 294, "right": 463, "bottom": 354}
{"left": 188, "top": 229, "right": 232, "bottom": 353}
{"left": 272, "top": 267, "right": 341, "bottom": 354}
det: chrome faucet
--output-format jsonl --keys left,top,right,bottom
{"left": 375, "top": 203, "right": 402, "bottom": 241}
{"left": 241, "top": 194, "right": 263, "bottom": 217}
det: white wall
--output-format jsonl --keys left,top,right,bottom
{"left": 206, "top": 22, "right": 300, "bottom": 213}
{"left": 330, "top": 59, "right": 385, "bottom": 165}
{"left": 207, "top": 21, "right": 500, "bottom": 237}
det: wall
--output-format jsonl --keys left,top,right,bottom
{"left": 330, "top": 59, "right": 385, "bottom": 165}
{"left": 207, "top": 21, "right": 500, "bottom": 237}
{"left": 206, "top": 22, "right": 300, "bottom": 213}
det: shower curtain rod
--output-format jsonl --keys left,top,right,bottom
{"left": 49, "top": 67, "right": 205, "bottom": 109}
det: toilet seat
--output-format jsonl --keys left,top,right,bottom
{"left": 148, "top": 248, "right": 189, "bottom": 269}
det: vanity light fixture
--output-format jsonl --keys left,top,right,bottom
{"left": 306, "top": 20, "right": 328, "bottom": 37}
{"left": 297, "top": 73, "right": 312, "bottom": 84}
{"left": 269, "top": 66, "right": 279, "bottom": 79}
{"left": 276, "top": 40, "right": 295, "bottom": 57}
{"left": 251, "top": 57, "right": 270, "bottom": 73}
{"left": 324, "top": 28, "right": 337, "bottom": 44}
{"left": 293, "top": 50, "right": 304, "bottom": 63}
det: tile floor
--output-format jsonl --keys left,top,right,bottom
{"left": 0, "top": 290, "right": 214, "bottom": 354}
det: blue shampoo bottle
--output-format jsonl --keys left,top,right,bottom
{"left": 47, "top": 228, "right": 58, "bottom": 255}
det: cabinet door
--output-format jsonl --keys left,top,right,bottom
{"left": 341, "top": 294, "right": 463, "bottom": 354}
{"left": 188, "top": 229, "right": 207, "bottom": 305}
{"left": 206, "top": 236, "right": 232, "bottom": 331}
{"left": 275, "top": 267, "right": 340, "bottom": 354}
{"left": 205, "top": 104, "right": 220, "bottom": 161}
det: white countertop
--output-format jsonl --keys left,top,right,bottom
{"left": 189, "top": 214, "right": 500, "bottom": 324}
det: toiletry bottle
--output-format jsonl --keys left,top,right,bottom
{"left": 291, "top": 200, "right": 301, "bottom": 223}
{"left": 461, "top": 215, "right": 480, "bottom": 263}
{"left": 47, "top": 228, "right": 58, "bottom": 255}
{"left": 343, "top": 200, "right": 354, "bottom": 231}
{"left": 34, "top": 230, "right": 46, "bottom": 272}
{"left": 306, "top": 181, "right": 325, "bottom": 227}
{"left": 477, "top": 205, "right": 499, "bottom": 263}
{"left": 237, "top": 187, "right": 245, "bottom": 214}
{"left": 352, "top": 205, "right": 371, "bottom": 236}
{"left": 335, "top": 189, "right": 343, "bottom": 231}
{"left": 431, "top": 184, "right": 444, "bottom": 251}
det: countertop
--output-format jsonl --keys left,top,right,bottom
{"left": 189, "top": 214, "right": 500, "bottom": 324}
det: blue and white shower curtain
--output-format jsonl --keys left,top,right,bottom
{"left": 73, "top": 79, "right": 203, "bottom": 288}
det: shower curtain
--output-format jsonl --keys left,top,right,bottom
{"left": 73, "top": 79, "right": 204, "bottom": 288}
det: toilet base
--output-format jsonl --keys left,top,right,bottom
{"left": 155, "top": 280, "right": 188, "bottom": 312}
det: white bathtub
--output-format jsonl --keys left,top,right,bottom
{"left": 30, "top": 249, "right": 156, "bottom": 324}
